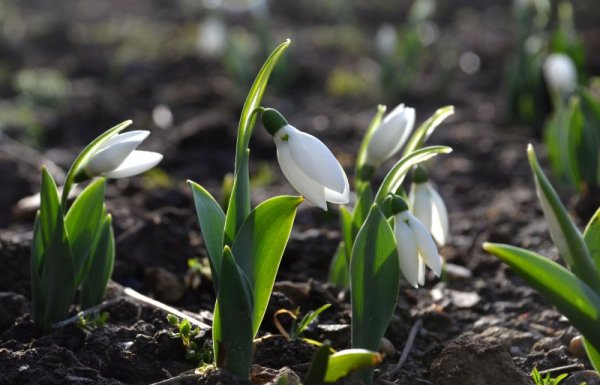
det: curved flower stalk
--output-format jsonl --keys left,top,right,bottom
{"left": 392, "top": 195, "right": 442, "bottom": 287}
{"left": 77, "top": 130, "right": 163, "bottom": 181}
{"left": 262, "top": 108, "right": 349, "bottom": 210}
{"left": 409, "top": 165, "right": 449, "bottom": 246}
{"left": 364, "top": 103, "right": 415, "bottom": 168}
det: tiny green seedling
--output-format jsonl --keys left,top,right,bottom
{"left": 273, "top": 304, "right": 331, "bottom": 341}
{"left": 76, "top": 311, "right": 109, "bottom": 333}
{"left": 531, "top": 368, "right": 568, "bottom": 385}
{"left": 167, "top": 314, "right": 211, "bottom": 364}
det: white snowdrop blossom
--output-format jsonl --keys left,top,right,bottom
{"left": 365, "top": 103, "right": 416, "bottom": 166}
{"left": 392, "top": 197, "right": 442, "bottom": 288}
{"left": 84, "top": 130, "right": 163, "bottom": 179}
{"left": 409, "top": 168, "right": 449, "bottom": 246}
{"left": 262, "top": 108, "right": 349, "bottom": 210}
{"left": 543, "top": 53, "right": 577, "bottom": 95}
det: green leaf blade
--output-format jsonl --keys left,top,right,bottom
{"left": 350, "top": 204, "right": 400, "bottom": 353}
{"left": 484, "top": 242, "right": 600, "bottom": 349}
{"left": 402, "top": 105, "right": 454, "bottom": 156}
{"left": 224, "top": 150, "right": 250, "bottom": 245}
{"left": 231, "top": 195, "right": 303, "bottom": 336}
{"left": 584, "top": 208, "right": 600, "bottom": 271}
{"left": 213, "top": 247, "right": 253, "bottom": 380}
{"left": 328, "top": 244, "right": 349, "bottom": 288}
{"left": 65, "top": 178, "right": 106, "bottom": 285}
{"left": 324, "top": 349, "right": 382, "bottom": 383}
{"left": 80, "top": 214, "right": 115, "bottom": 309}
{"left": 189, "top": 180, "right": 226, "bottom": 288}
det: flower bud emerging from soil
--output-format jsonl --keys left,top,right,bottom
{"left": 82, "top": 130, "right": 163, "bottom": 180}
{"left": 262, "top": 108, "right": 349, "bottom": 210}
{"left": 364, "top": 103, "right": 415, "bottom": 167}
{"left": 392, "top": 195, "right": 442, "bottom": 287}
{"left": 409, "top": 165, "right": 449, "bottom": 246}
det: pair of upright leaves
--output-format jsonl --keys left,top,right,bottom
{"left": 484, "top": 146, "right": 600, "bottom": 371}
{"left": 32, "top": 170, "right": 114, "bottom": 330}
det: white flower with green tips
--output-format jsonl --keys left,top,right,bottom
{"left": 391, "top": 196, "right": 442, "bottom": 287}
{"left": 262, "top": 108, "right": 349, "bottom": 210}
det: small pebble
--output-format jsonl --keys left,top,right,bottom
{"left": 379, "top": 337, "right": 396, "bottom": 357}
{"left": 568, "top": 335, "right": 587, "bottom": 359}
{"left": 563, "top": 370, "right": 600, "bottom": 385}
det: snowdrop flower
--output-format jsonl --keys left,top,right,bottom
{"left": 409, "top": 165, "right": 449, "bottom": 245}
{"left": 262, "top": 108, "right": 349, "bottom": 210}
{"left": 82, "top": 130, "right": 163, "bottom": 180}
{"left": 543, "top": 53, "right": 577, "bottom": 96}
{"left": 365, "top": 103, "right": 416, "bottom": 167}
{"left": 391, "top": 195, "right": 442, "bottom": 288}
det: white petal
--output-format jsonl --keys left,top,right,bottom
{"left": 365, "top": 104, "right": 415, "bottom": 165}
{"left": 427, "top": 182, "right": 449, "bottom": 246}
{"left": 277, "top": 141, "right": 328, "bottom": 210}
{"left": 324, "top": 161, "right": 350, "bottom": 204}
{"left": 101, "top": 151, "right": 163, "bottom": 178}
{"left": 543, "top": 53, "right": 577, "bottom": 95}
{"left": 394, "top": 216, "right": 419, "bottom": 288}
{"left": 410, "top": 182, "right": 433, "bottom": 230}
{"left": 417, "top": 257, "right": 426, "bottom": 286}
{"left": 86, "top": 131, "right": 150, "bottom": 175}
{"left": 407, "top": 212, "right": 441, "bottom": 277}
{"left": 284, "top": 125, "right": 347, "bottom": 194}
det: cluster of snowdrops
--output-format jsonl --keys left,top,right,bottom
{"left": 31, "top": 40, "right": 600, "bottom": 383}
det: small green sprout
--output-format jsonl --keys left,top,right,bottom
{"left": 166, "top": 314, "right": 212, "bottom": 364}
{"left": 76, "top": 311, "right": 109, "bottom": 333}
{"left": 531, "top": 368, "right": 568, "bottom": 385}
{"left": 273, "top": 304, "right": 331, "bottom": 341}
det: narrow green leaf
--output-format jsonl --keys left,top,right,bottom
{"left": 231, "top": 195, "right": 303, "bottom": 336}
{"left": 31, "top": 213, "right": 45, "bottom": 325}
{"left": 340, "top": 206, "right": 353, "bottom": 259}
{"left": 328, "top": 244, "right": 349, "bottom": 288}
{"left": 236, "top": 39, "right": 291, "bottom": 161}
{"left": 304, "top": 344, "right": 330, "bottom": 385}
{"left": 224, "top": 150, "right": 250, "bottom": 245}
{"left": 483, "top": 243, "right": 600, "bottom": 348}
{"left": 527, "top": 145, "right": 600, "bottom": 292}
{"left": 188, "top": 180, "right": 226, "bottom": 288}
{"left": 374, "top": 146, "right": 452, "bottom": 203}
{"left": 351, "top": 204, "right": 400, "bottom": 354}
{"left": 213, "top": 247, "right": 253, "bottom": 380}
{"left": 583, "top": 337, "right": 600, "bottom": 372}
{"left": 584, "top": 208, "right": 600, "bottom": 271}
{"left": 352, "top": 185, "right": 374, "bottom": 239}
{"left": 324, "top": 349, "right": 383, "bottom": 383}
{"left": 402, "top": 105, "right": 454, "bottom": 156}
{"left": 355, "top": 105, "right": 386, "bottom": 180}
{"left": 80, "top": 214, "right": 115, "bottom": 309}
{"left": 295, "top": 304, "right": 331, "bottom": 338}
{"left": 39, "top": 168, "right": 76, "bottom": 328}
{"left": 61, "top": 120, "right": 131, "bottom": 207}
{"left": 65, "top": 178, "right": 106, "bottom": 285}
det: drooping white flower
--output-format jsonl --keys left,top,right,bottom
{"left": 365, "top": 103, "right": 416, "bottom": 166}
{"left": 375, "top": 24, "right": 398, "bottom": 58}
{"left": 262, "top": 108, "right": 349, "bottom": 210}
{"left": 543, "top": 53, "right": 577, "bottom": 96}
{"left": 391, "top": 196, "right": 442, "bottom": 288}
{"left": 84, "top": 130, "right": 163, "bottom": 179}
{"left": 409, "top": 165, "right": 449, "bottom": 246}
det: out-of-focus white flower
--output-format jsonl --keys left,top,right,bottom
{"left": 543, "top": 53, "right": 577, "bottom": 95}
{"left": 84, "top": 130, "right": 163, "bottom": 179}
{"left": 392, "top": 196, "right": 441, "bottom": 288}
{"left": 375, "top": 24, "right": 398, "bottom": 58}
{"left": 262, "top": 108, "right": 349, "bottom": 210}
{"left": 365, "top": 104, "right": 416, "bottom": 166}
{"left": 409, "top": 166, "right": 449, "bottom": 245}
{"left": 197, "top": 15, "right": 227, "bottom": 57}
